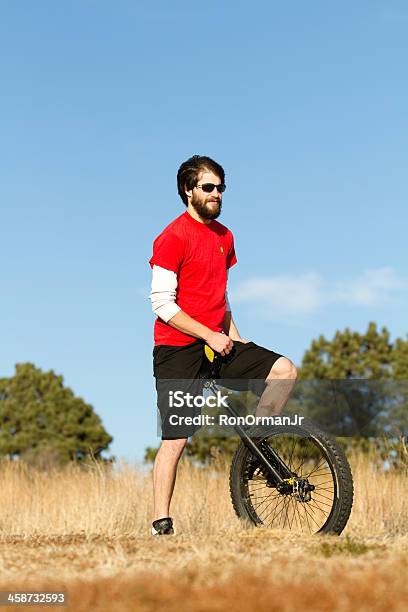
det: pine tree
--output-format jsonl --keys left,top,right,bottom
{"left": 295, "top": 322, "right": 408, "bottom": 441}
{"left": 0, "top": 363, "right": 113, "bottom": 467}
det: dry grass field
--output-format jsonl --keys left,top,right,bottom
{"left": 0, "top": 454, "right": 407, "bottom": 611}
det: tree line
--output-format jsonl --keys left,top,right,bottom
{"left": 146, "top": 322, "right": 408, "bottom": 465}
{"left": 1, "top": 322, "right": 407, "bottom": 467}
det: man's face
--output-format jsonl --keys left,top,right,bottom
{"left": 189, "top": 170, "right": 223, "bottom": 220}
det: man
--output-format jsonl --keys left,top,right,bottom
{"left": 149, "top": 155, "right": 297, "bottom": 536}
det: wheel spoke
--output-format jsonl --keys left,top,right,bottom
{"left": 289, "top": 497, "right": 297, "bottom": 531}
{"left": 263, "top": 496, "right": 286, "bottom": 525}
{"left": 254, "top": 493, "right": 282, "bottom": 520}
{"left": 304, "top": 468, "right": 331, "bottom": 477}
{"left": 307, "top": 501, "right": 331, "bottom": 521}
{"left": 313, "top": 491, "right": 334, "bottom": 502}
{"left": 281, "top": 497, "right": 291, "bottom": 529}
{"left": 295, "top": 501, "right": 306, "bottom": 529}
{"left": 301, "top": 503, "right": 322, "bottom": 529}
{"left": 250, "top": 493, "right": 280, "bottom": 512}
{"left": 287, "top": 435, "right": 298, "bottom": 470}
{"left": 313, "top": 478, "right": 334, "bottom": 486}
{"left": 300, "top": 457, "right": 326, "bottom": 477}
{"left": 302, "top": 502, "right": 312, "bottom": 533}
{"left": 249, "top": 491, "right": 276, "bottom": 500}
{"left": 247, "top": 484, "right": 273, "bottom": 493}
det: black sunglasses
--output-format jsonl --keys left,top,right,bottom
{"left": 195, "top": 183, "right": 226, "bottom": 194}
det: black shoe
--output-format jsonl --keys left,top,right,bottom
{"left": 151, "top": 517, "right": 174, "bottom": 536}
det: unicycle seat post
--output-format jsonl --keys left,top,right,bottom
{"left": 206, "top": 379, "right": 290, "bottom": 484}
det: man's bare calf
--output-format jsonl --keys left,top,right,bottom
{"left": 152, "top": 437, "right": 187, "bottom": 522}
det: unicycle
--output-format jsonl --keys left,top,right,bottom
{"left": 229, "top": 419, "right": 354, "bottom": 534}
{"left": 203, "top": 349, "right": 354, "bottom": 535}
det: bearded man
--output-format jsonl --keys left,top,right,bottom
{"left": 149, "top": 155, "right": 297, "bottom": 535}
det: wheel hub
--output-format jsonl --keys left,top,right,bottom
{"left": 277, "top": 477, "right": 315, "bottom": 502}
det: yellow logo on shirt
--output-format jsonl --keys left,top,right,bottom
{"left": 220, "top": 246, "right": 224, "bottom": 254}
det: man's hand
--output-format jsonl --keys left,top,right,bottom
{"left": 167, "top": 310, "right": 236, "bottom": 355}
{"left": 205, "top": 331, "right": 234, "bottom": 356}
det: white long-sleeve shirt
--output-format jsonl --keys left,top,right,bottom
{"left": 149, "top": 265, "right": 231, "bottom": 323}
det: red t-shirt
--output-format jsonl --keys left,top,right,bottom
{"left": 149, "top": 211, "right": 237, "bottom": 346}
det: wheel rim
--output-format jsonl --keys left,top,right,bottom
{"left": 241, "top": 431, "right": 339, "bottom": 534}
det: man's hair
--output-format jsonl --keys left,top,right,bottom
{"left": 177, "top": 155, "right": 225, "bottom": 206}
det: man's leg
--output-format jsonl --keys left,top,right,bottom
{"left": 153, "top": 437, "right": 187, "bottom": 520}
{"left": 152, "top": 342, "right": 205, "bottom": 532}
{"left": 256, "top": 357, "right": 297, "bottom": 417}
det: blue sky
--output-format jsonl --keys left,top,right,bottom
{"left": 1, "top": 0, "right": 407, "bottom": 462}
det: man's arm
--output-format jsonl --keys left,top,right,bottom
{"left": 222, "top": 311, "right": 249, "bottom": 343}
{"left": 167, "top": 311, "right": 232, "bottom": 355}
{"left": 222, "top": 270, "right": 249, "bottom": 343}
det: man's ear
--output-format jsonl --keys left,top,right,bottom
{"left": 185, "top": 183, "right": 193, "bottom": 200}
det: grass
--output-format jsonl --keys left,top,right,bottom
{"left": 316, "top": 534, "right": 385, "bottom": 557}
{"left": 0, "top": 454, "right": 407, "bottom": 611}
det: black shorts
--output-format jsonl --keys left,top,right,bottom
{"left": 153, "top": 340, "right": 283, "bottom": 440}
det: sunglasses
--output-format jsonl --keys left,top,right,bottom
{"left": 195, "top": 183, "right": 226, "bottom": 194}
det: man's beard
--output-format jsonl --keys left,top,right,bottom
{"left": 191, "top": 192, "right": 222, "bottom": 220}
